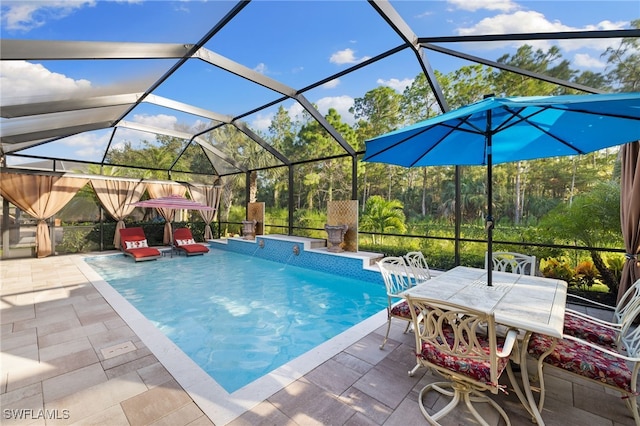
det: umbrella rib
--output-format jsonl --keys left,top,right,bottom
{"left": 364, "top": 125, "right": 434, "bottom": 161}
{"left": 408, "top": 127, "right": 454, "bottom": 168}
{"left": 365, "top": 112, "right": 487, "bottom": 163}
{"left": 408, "top": 118, "right": 483, "bottom": 167}
{"left": 545, "top": 105, "right": 640, "bottom": 121}
{"left": 500, "top": 106, "right": 590, "bottom": 155}
{"left": 504, "top": 105, "right": 640, "bottom": 155}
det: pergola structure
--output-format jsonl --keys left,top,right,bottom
{"left": 1, "top": 1, "right": 638, "bottom": 254}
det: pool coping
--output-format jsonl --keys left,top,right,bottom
{"left": 73, "top": 253, "right": 388, "bottom": 425}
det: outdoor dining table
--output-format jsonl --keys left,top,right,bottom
{"left": 400, "top": 265, "right": 568, "bottom": 426}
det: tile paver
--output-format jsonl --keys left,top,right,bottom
{"left": 120, "top": 379, "right": 193, "bottom": 425}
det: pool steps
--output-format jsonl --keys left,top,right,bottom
{"left": 209, "top": 234, "right": 385, "bottom": 283}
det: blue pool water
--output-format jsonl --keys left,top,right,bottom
{"left": 84, "top": 248, "right": 387, "bottom": 392}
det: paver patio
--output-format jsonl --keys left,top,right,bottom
{"left": 1, "top": 254, "right": 635, "bottom": 425}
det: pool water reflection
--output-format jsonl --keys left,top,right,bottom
{"left": 84, "top": 248, "right": 387, "bottom": 392}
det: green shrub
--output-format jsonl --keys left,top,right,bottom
{"left": 606, "top": 254, "right": 625, "bottom": 284}
{"left": 574, "top": 260, "right": 600, "bottom": 290}
{"left": 541, "top": 258, "right": 575, "bottom": 285}
{"left": 56, "top": 226, "right": 100, "bottom": 253}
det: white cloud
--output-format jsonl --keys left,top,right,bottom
{"left": 113, "top": 127, "right": 157, "bottom": 149}
{"left": 254, "top": 63, "right": 268, "bottom": 74}
{"left": 322, "top": 79, "right": 340, "bottom": 89}
{"left": 251, "top": 112, "right": 274, "bottom": 132}
{"left": 191, "top": 119, "right": 207, "bottom": 133}
{"left": 377, "top": 77, "right": 414, "bottom": 93}
{"left": 1, "top": 1, "right": 96, "bottom": 32}
{"left": 1, "top": 60, "right": 160, "bottom": 106}
{"left": 315, "top": 95, "right": 355, "bottom": 125}
{"left": 251, "top": 97, "right": 357, "bottom": 131}
{"left": 287, "top": 103, "right": 305, "bottom": 123}
{"left": 456, "top": 11, "right": 628, "bottom": 53}
{"left": 132, "top": 113, "right": 178, "bottom": 129}
{"left": 415, "top": 11, "right": 435, "bottom": 19}
{"left": 448, "top": 0, "right": 517, "bottom": 12}
{"left": 458, "top": 11, "right": 569, "bottom": 38}
{"left": 60, "top": 132, "right": 108, "bottom": 160}
{"left": 329, "top": 48, "right": 371, "bottom": 65}
{"left": 0, "top": 61, "right": 92, "bottom": 103}
{"left": 573, "top": 53, "right": 607, "bottom": 69}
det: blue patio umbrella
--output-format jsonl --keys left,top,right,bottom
{"left": 364, "top": 92, "right": 640, "bottom": 286}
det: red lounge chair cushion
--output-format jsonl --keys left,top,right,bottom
{"left": 563, "top": 314, "right": 618, "bottom": 348}
{"left": 419, "top": 326, "right": 509, "bottom": 385}
{"left": 177, "top": 244, "right": 209, "bottom": 254}
{"left": 528, "top": 332, "right": 635, "bottom": 393}
{"left": 126, "top": 247, "right": 161, "bottom": 259}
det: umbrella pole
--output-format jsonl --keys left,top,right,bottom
{"left": 486, "top": 111, "right": 494, "bottom": 287}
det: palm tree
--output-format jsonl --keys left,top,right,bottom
{"left": 360, "top": 195, "right": 407, "bottom": 244}
{"left": 539, "top": 181, "right": 622, "bottom": 293}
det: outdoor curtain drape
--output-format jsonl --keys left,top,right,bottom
{"left": 188, "top": 185, "right": 222, "bottom": 240}
{"left": 0, "top": 172, "right": 88, "bottom": 258}
{"left": 618, "top": 141, "right": 640, "bottom": 303}
{"left": 146, "top": 183, "right": 187, "bottom": 244}
{"left": 90, "top": 179, "right": 146, "bottom": 248}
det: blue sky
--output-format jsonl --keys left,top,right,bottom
{"left": 1, "top": 0, "right": 638, "bottom": 163}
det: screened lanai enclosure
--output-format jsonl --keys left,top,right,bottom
{"left": 1, "top": 1, "right": 639, "bottom": 285}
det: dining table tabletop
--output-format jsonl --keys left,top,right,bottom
{"left": 400, "top": 265, "right": 569, "bottom": 425}
{"left": 401, "top": 265, "right": 568, "bottom": 337}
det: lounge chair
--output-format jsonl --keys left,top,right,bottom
{"left": 173, "top": 228, "right": 210, "bottom": 256}
{"left": 119, "top": 227, "right": 162, "bottom": 262}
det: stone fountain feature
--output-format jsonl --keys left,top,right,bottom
{"left": 242, "top": 219, "right": 257, "bottom": 240}
{"left": 324, "top": 224, "right": 349, "bottom": 253}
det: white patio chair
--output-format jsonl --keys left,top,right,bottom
{"left": 404, "top": 251, "right": 432, "bottom": 285}
{"left": 486, "top": 251, "right": 536, "bottom": 276}
{"left": 377, "top": 256, "right": 413, "bottom": 350}
{"left": 405, "top": 295, "right": 519, "bottom": 425}
{"left": 563, "top": 278, "right": 640, "bottom": 348}
{"left": 528, "top": 299, "right": 640, "bottom": 425}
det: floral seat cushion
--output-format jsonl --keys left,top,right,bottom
{"left": 563, "top": 313, "right": 618, "bottom": 347}
{"left": 528, "top": 333, "right": 635, "bottom": 393}
{"left": 419, "top": 326, "right": 509, "bottom": 385}
{"left": 390, "top": 300, "right": 417, "bottom": 319}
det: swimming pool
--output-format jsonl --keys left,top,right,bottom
{"left": 84, "top": 248, "right": 387, "bottom": 392}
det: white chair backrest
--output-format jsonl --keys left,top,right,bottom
{"left": 616, "top": 297, "right": 640, "bottom": 348}
{"left": 406, "top": 296, "right": 500, "bottom": 377}
{"left": 486, "top": 251, "right": 536, "bottom": 276}
{"left": 404, "top": 251, "right": 432, "bottom": 284}
{"left": 377, "top": 256, "right": 412, "bottom": 296}
{"left": 621, "top": 320, "right": 640, "bottom": 359}
{"left": 614, "top": 278, "right": 640, "bottom": 324}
